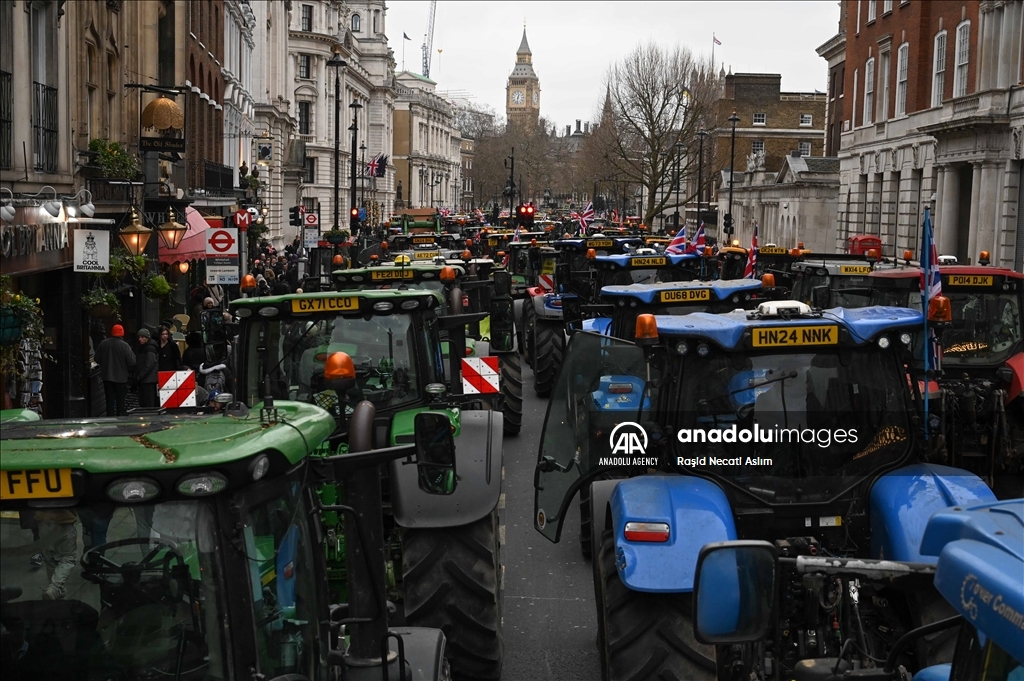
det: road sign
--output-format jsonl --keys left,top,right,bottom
{"left": 206, "top": 227, "right": 239, "bottom": 284}
{"left": 233, "top": 209, "right": 252, "bottom": 229}
{"left": 304, "top": 213, "right": 319, "bottom": 227}
{"left": 303, "top": 228, "right": 319, "bottom": 249}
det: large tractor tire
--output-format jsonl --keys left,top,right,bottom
{"left": 499, "top": 353, "right": 523, "bottom": 436}
{"left": 580, "top": 483, "right": 594, "bottom": 560}
{"left": 403, "top": 511, "right": 503, "bottom": 681}
{"left": 532, "top": 319, "right": 564, "bottom": 398}
{"left": 596, "top": 530, "right": 716, "bottom": 681}
{"left": 520, "top": 299, "right": 535, "bottom": 365}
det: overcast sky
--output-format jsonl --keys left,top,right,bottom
{"left": 385, "top": 1, "right": 841, "bottom": 129}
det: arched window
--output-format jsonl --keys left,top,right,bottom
{"left": 351, "top": 13, "right": 361, "bottom": 32}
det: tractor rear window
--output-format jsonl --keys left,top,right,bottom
{"left": 941, "top": 291, "right": 1021, "bottom": 365}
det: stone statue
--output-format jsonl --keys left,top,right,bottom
{"left": 396, "top": 180, "right": 403, "bottom": 202}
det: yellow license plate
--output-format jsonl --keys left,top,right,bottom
{"left": 488, "top": 237, "right": 500, "bottom": 246}
{"left": 660, "top": 289, "right": 710, "bottom": 303}
{"left": 290, "top": 296, "right": 359, "bottom": 313}
{"left": 541, "top": 259, "right": 557, "bottom": 275}
{"left": 371, "top": 269, "right": 414, "bottom": 281}
{"left": 840, "top": 265, "right": 872, "bottom": 274}
{"left": 752, "top": 325, "right": 838, "bottom": 348}
{"left": 588, "top": 239, "right": 614, "bottom": 248}
{"left": 413, "top": 237, "right": 435, "bottom": 245}
{"left": 1, "top": 469, "right": 74, "bottom": 500}
{"left": 760, "top": 247, "right": 789, "bottom": 255}
{"left": 415, "top": 250, "right": 440, "bottom": 260}
{"left": 948, "top": 274, "right": 993, "bottom": 286}
{"left": 631, "top": 257, "right": 666, "bottom": 267}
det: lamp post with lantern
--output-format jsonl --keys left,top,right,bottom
{"left": 326, "top": 46, "right": 347, "bottom": 235}
{"left": 726, "top": 111, "right": 740, "bottom": 236}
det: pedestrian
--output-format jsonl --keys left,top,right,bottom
{"left": 182, "top": 331, "right": 206, "bottom": 372}
{"left": 96, "top": 324, "right": 136, "bottom": 416}
{"left": 134, "top": 328, "right": 159, "bottom": 408}
{"left": 35, "top": 508, "right": 78, "bottom": 600}
{"left": 156, "top": 324, "right": 182, "bottom": 371}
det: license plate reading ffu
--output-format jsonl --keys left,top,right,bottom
{"left": 290, "top": 297, "right": 359, "bottom": 313}
{"left": 752, "top": 325, "right": 838, "bottom": 348}
{"left": 1, "top": 469, "right": 74, "bottom": 500}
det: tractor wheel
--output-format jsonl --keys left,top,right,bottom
{"left": 532, "top": 320, "right": 563, "bottom": 398}
{"left": 520, "top": 299, "right": 535, "bottom": 365}
{"left": 580, "top": 483, "right": 593, "bottom": 560}
{"left": 499, "top": 353, "right": 522, "bottom": 436}
{"left": 403, "top": 511, "right": 503, "bottom": 681}
{"left": 596, "top": 530, "right": 716, "bottom": 681}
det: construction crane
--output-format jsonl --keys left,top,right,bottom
{"left": 421, "top": 0, "right": 437, "bottom": 78}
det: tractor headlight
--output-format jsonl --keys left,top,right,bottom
{"left": 675, "top": 341, "right": 689, "bottom": 356}
{"left": 249, "top": 454, "right": 270, "bottom": 481}
{"left": 877, "top": 336, "right": 891, "bottom": 349}
{"left": 176, "top": 472, "right": 229, "bottom": 497}
{"left": 107, "top": 478, "right": 160, "bottom": 504}
{"left": 900, "top": 333, "right": 912, "bottom": 346}
{"left": 697, "top": 343, "right": 710, "bottom": 357}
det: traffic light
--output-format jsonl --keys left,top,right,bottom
{"left": 350, "top": 207, "right": 360, "bottom": 231}
{"left": 289, "top": 206, "right": 302, "bottom": 227}
{"left": 723, "top": 213, "right": 734, "bottom": 235}
{"left": 516, "top": 204, "right": 535, "bottom": 229}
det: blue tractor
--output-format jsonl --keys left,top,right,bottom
{"left": 533, "top": 300, "right": 998, "bottom": 680}
{"left": 690, "top": 498, "right": 1023, "bottom": 680}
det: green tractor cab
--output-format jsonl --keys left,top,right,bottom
{"left": 0, "top": 398, "right": 458, "bottom": 680}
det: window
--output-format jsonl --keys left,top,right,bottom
{"left": 799, "top": 141, "right": 812, "bottom": 157}
{"left": 373, "top": 10, "right": 380, "bottom": 34}
{"left": 300, "top": 4, "right": 313, "bottom": 31}
{"left": 932, "top": 31, "right": 947, "bottom": 107}
{"left": 302, "top": 196, "right": 318, "bottom": 212}
{"left": 856, "top": 0, "right": 861, "bottom": 33}
{"left": 883, "top": 0, "right": 893, "bottom": 13}
{"left": 852, "top": 68, "right": 859, "bottom": 126}
{"left": 953, "top": 21, "right": 970, "bottom": 98}
{"left": 351, "top": 13, "right": 361, "bottom": 32}
{"left": 303, "top": 156, "right": 315, "bottom": 183}
{"left": 753, "top": 112, "right": 766, "bottom": 125}
{"left": 751, "top": 140, "right": 765, "bottom": 155}
{"left": 800, "top": 113, "right": 813, "bottom": 126}
{"left": 879, "top": 51, "right": 890, "bottom": 121}
{"left": 297, "top": 101, "right": 311, "bottom": 135}
{"left": 863, "top": 58, "right": 875, "bottom": 125}
{"left": 867, "top": 0, "right": 876, "bottom": 21}
{"left": 895, "top": 43, "right": 908, "bottom": 116}
{"left": 298, "top": 54, "right": 311, "bottom": 79}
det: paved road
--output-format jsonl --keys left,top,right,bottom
{"left": 501, "top": 362, "right": 602, "bottom": 681}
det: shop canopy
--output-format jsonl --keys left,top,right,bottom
{"left": 159, "top": 208, "right": 222, "bottom": 264}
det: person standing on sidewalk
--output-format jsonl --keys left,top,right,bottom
{"left": 135, "top": 328, "right": 159, "bottom": 408}
{"left": 156, "top": 325, "right": 182, "bottom": 371}
{"left": 96, "top": 324, "right": 135, "bottom": 416}
{"left": 35, "top": 509, "right": 78, "bottom": 600}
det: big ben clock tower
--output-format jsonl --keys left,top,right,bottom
{"left": 506, "top": 28, "right": 540, "bottom": 128}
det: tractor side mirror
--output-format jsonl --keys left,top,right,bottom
{"left": 693, "top": 541, "right": 777, "bottom": 644}
{"left": 489, "top": 299, "right": 515, "bottom": 353}
{"left": 493, "top": 270, "right": 511, "bottom": 297}
{"left": 414, "top": 412, "right": 457, "bottom": 495}
{"left": 811, "top": 285, "right": 831, "bottom": 309}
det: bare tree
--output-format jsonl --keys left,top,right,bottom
{"left": 597, "top": 42, "right": 719, "bottom": 226}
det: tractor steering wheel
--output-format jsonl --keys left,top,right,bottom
{"left": 81, "top": 536, "right": 184, "bottom": 588}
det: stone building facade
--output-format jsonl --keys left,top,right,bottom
{"left": 828, "top": 0, "right": 1023, "bottom": 267}
{"left": 393, "top": 71, "right": 461, "bottom": 211}
{"left": 222, "top": 0, "right": 256, "bottom": 190}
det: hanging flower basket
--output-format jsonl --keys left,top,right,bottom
{"left": 325, "top": 229, "right": 349, "bottom": 245}
{"left": 88, "top": 304, "right": 115, "bottom": 319}
{"left": 0, "top": 307, "right": 23, "bottom": 345}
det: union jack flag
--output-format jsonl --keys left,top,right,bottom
{"left": 665, "top": 224, "right": 688, "bottom": 254}
{"left": 576, "top": 202, "right": 594, "bottom": 235}
{"left": 744, "top": 221, "right": 758, "bottom": 278}
{"left": 920, "top": 207, "right": 941, "bottom": 302}
{"left": 687, "top": 223, "right": 706, "bottom": 254}
{"left": 364, "top": 153, "right": 381, "bottom": 177}
{"left": 511, "top": 225, "right": 521, "bottom": 243}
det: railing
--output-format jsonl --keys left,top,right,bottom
{"left": 203, "top": 160, "right": 237, "bottom": 196}
{"left": 87, "top": 177, "right": 143, "bottom": 206}
{"left": 952, "top": 94, "right": 980, "bottom": 114}
{"left": 0, "top": 71, "right": 11, "bottom": 169}
{"left": 32, "top": 81, "right": 57, "bottom": 173}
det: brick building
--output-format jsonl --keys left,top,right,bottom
{"left": 185, "top": 0, "right": 226, "bottom": 198}
{"left": 827, "top": 0, "right": 1024, "bottom": 267}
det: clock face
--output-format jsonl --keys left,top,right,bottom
{"left": 533, "top": 91, "right": 539, "bottom": 105}
{"left": 511, "top": 90, "right": 525, "bottom": 105}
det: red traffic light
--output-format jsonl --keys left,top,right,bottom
{"left": 526, "top": 206, "right": 534, "bottom": 215}
{"left": 350, "top": 207, "right": 359, "bottom": 218}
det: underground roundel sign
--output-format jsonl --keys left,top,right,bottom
{"left": 159, "top": 370, "right": 197, "bottom": 408}
{"left": 460, "top": 357, "right": 501, "bottom": 394}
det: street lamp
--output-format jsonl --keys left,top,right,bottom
{"left": 726, "top": 111, "right": 740, "bottom": 235}
{"left": 673, "top": 140, "right": 683, "bottom": 233}
{"left": 349, "top": 99, "right": 363, "bottom": 235}
{"left": 156, "top": 207, "right": 188, "bottom": 250}
{"left": 696, "top": 128, "right": 708, "bottom": 223}
{"left": 119, "top": 206, "right": 152, "bottom": 257}
{"left": 327, "top": 45, "right": 348, "bottom": 232}
{"left": 359, "top": 141, "right": 367, "bottom": 209}
{"left": 418, "top": 166, "right": 426, "bottom": 208}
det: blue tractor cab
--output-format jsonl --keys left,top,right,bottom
{"left": 534, "top": 300, "right": 998, "bottom": 681}
{"left": 689, "top": 499, "right": 1023, "bottom": 681}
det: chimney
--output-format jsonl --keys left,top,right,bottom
{"left": 792, "top": 150, "right": 801, "bottom": 157}
{"left": 584, "top": 122, "right": 589, "bottom": 133}
{"left": 575, "top": 119, "right": 582, "bottom": 134}
{"left": 566, "top": 124, "right": 571, "bottom": 136}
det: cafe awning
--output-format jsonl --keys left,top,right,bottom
{"left": 159, "top": 207, "right": 215, "bottom": 264}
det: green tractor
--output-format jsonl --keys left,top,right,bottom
{"left": 0, "top": 391, "right": 458, "bottom": 679}
{"left": 233, "top": 285, "right": 512, "bottom": 679}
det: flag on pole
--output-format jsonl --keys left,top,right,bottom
{"left": 920, "top": 206, "right": 941, "bottom": 439}
{"left": 744, "top": 220, "right": 758, "bottom": 278}
{"left": 403, "top": 32, "right": 412, "bottom": 40}
{"left": 365, "top": 153, "right": 381, "bottom": 177}
{"left": 575, "top": 202, "right": 594, "bottom": 235}
{"left": 375, "top": 154, "right": 388, "bottom": 177}
{"left": 666, "top": 224, "right": 688, "bottom": 254}
{"left": 687, "top": 223, "right": 707, "bottom": 254}
{"left": 713, "top": 34, "right": 722, "bottom": 45}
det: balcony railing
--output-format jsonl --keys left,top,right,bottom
{"left": 32, "top": 81, "right": 58, "bottom": 173}
{"left": 0, "top": 71, "right": 11, "bottom": 170}
{"left": 87, "top": 177, "right": 143, "bottom": 206}
{"left": 203, "top": 160, "right": 238, "bottom": 196}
